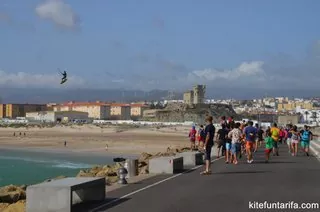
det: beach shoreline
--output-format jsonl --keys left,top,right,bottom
{"left": 0, "top": 124, "right": 190, "bottom": 155}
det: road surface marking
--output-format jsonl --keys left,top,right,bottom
{"left": 89, "top": 157, "right": 223, "bottom": 212}
{"left": 312, "top": 141, "right": 320, "bottom": 149}
{"left": 310, "top": 146, "right": 320, "bottom": 161}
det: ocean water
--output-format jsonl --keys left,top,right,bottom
{"left": 0, "top": 148, "right": 118, "bottom": 187}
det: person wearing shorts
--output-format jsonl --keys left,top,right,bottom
{"left": 290, "top": 125, "right": 300, "bottom": 156}
{"left": 188, "top": 126, "right": 197, "bottom": 150}
{"left": 286, "top": 124, "right": 293, "bottom": 153}
{"left": 300, "top": 125, "right": 313, "bottom": 156}
{"left": 228, "top": 122, "right": 242, "bottom": 165}
{"left": 225, "top": 130, "right": 232, "bottom": 164}
{"left": 270, "top": 123, "right": 280, "bottom": 156}
{"left": 216, "top": 124, "right": 228, "bottom": 158}
{"left": 264, "top": 131, "right": 273, "bottom": 163}
{"left": 201, "top": 116, "right": 215, "bottom": 175}
{"left": 243, "top": 121, "right": 257, "bottom": 164}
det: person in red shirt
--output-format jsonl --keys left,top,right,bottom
{"left": 197, "top": 125, "right": 205, "bottom": 150}
{"left": 189, "top": 126, "right": 197, "bottom": 150}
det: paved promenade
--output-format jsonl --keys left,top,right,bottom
{"left": 78, "top": 144, "right": 320, "bottom": 212}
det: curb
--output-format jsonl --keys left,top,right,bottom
{"left": 310, "top": 141, "right": 320, "bottom": 161}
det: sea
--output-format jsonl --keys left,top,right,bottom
{"left": 0, "top": 148, "right": 126, "bottom": 187}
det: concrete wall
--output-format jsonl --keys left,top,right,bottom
{"left": 55, "top": 111, "right": 89, "bottom": 122}
{"left": 278, "top": 115, "right": 299, "bottom": 125}
{"left": 26, "top": 111, "right": 89, "bottom": 122}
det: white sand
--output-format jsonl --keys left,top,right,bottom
{"left": 0, "top": 125, "right": 191, "bottom": 155}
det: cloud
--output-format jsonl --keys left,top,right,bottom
{"left": 0, "top": 70, "right": 86, "bottom": 88}
{"left": 190, "top": 61, "right": 265, "bottom": 81}
{"left": 35, "top": 0, "right": 80, "bottom": 30}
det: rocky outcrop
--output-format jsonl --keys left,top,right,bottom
{"left": 76, "top": 162, "right": 123, "bottom": 185}
{"left": 0, "top": 200, "right": 25, "bottom": 212}
{"left": 0, "top": 185, "right": 26, "bottom": 204}
{"left": 155, "top": 103, "right": 238, "bottom": 123}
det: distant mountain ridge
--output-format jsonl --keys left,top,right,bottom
{"left": 0, "top": 88, "right": 182, "bottom": 104}
{"left": 0, "top": 87, "right": 317, "bottom": 104}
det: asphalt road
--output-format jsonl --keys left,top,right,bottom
{"left": 78, "top": 144, "right": 320, "bottom": 212}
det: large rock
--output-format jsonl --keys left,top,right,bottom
{"left": 139, "top": 166, "right": 149, "bottom": 175}
{"left": 89, "top": 165, "right": 103, "bottom": 175}
{"left": 76, "top": 170, "right": 95, "bottom": 177}
{"left": 0, "top": 185, "right": 26, "bottom": 204}
{"left": 106, "top": 176, "right": 119, "bottom": 185}
{"left": 139, "top": 152, "right": 153, "bottom": 162}
{"left": 0, "top": 203, "right": 10, "bottom": 211}
{"left": 77, "top": 163, "right": 122, "bottom": 180}
{"left": 2, "top": 200, "right": 25, "bottom": 212}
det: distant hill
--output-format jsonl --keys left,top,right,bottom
{"left": 0, "top": 87, "right": 317, "bottom": 104}
{"left": 0, "top": 88, "right": 183, "bottom": 104}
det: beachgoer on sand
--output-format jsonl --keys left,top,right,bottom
{"left": 197, "top": 125, "right": 205, "bottom": 150}
{"left": 189, "top": 126, "right": 197, "bottom": 150}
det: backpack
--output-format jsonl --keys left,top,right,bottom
{"left": 301, "top": 130, "right": 310, "bottom": 141}
{"left": 279, "top": 130, "right": 285, "bottom": 138}
{"left": 286, "top": 129, "right": 292, "bottom": 138}
{"left": 200, "top": 129, "right": 206, "bottom": 139}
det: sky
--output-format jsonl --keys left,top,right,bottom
{"left": 1, "top": 0, "right": 320, "bottom": 94}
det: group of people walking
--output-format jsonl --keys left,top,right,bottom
{"left": 188, "top": 116, "right": 315, "bottom": 175}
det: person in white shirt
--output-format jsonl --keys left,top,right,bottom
{"left": 228, "top": 122, "right": 242, "bottom": 165}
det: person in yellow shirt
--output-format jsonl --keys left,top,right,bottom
{"left": 270, "top": 123, "right": 280, "bottom": 156}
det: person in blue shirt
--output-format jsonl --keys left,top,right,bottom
{"left": 243, "top": 121, "right": 257, "bottom": 164}
{"left": 300, "top": 125, "right": 313, "bottom": 156}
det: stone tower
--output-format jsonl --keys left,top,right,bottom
{"left": 193, "top": 85, "right": 206, "bottom": 104}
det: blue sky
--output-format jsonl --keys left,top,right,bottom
{"left": 1, "top": 0, "right": 320, "bottom": 92}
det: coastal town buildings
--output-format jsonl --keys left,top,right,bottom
{"left": 110, "top": 103, "right": 131, "bottom": 120}
{"left": 277, "top": 101, "right": 314, "bottom": 112}
{"left": 130, "top": 104, "right": 148, "bottom": 118}
{"left": 0, "top": 104, "right": 47, "bottom": 118}
{"left": 52, "top": 101, "right": 110, "bottom": 120}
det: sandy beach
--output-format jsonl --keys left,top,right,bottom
{"left": 0, "top": 125, "right": 191, "bottom": 155}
